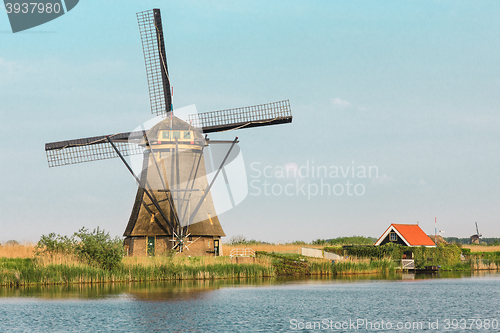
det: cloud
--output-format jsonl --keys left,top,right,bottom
{"left": 0, "top": 57, "right": 28, "bottom": 85}
{"left": 371, "top": 174, "right": 394, "bottom": 185}
{"left": 331, "top": 97, "right": 350, "bottom": 108}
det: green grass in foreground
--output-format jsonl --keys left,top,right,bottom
{"left": 256, "top": 252, "right": 398, "bottom": 276}
{"left": 309, "top": 259, "right": 397, "bottom": 275}
{"left": 2, "top": 250, "right": 485, "bottom": 286}
{"left": 0, "top": 257, "right": 274, "bottom": 286}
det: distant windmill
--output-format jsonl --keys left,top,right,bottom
{"left": 470, "top": 222, "right": 482, "bottom": 244}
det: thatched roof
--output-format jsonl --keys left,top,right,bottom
{"left": 428, "top": 235, "right": 447, "bottom": 245}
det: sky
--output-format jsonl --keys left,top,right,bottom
{"left": 1, "top": 0, "right": 500, "bottom": 243}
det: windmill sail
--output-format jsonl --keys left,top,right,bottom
{"left": 43, "top": 7, "right": 292, "bottom": 256}
{"left": 45, "top": 131, "right": 146, "bottom": 167}
{"left": 137, "top": 9, "right": 172, "bottom": 117}
{"left": 189, "top": 100, "right": 292, "bottom": 133}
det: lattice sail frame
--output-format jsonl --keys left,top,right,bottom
{"left": 189, "top": 100, "right": 292, "bottom": 133}
{"left": 137, "top": 9, "right": 172, "bottom": 117}
{"left": 45, "top": 132, "right": 145, "bottom": 167}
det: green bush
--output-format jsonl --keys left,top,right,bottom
{"left": 323, "top": 246, "right": 343, "bottom": 255}
{"left": 461, "top": 248, "right": 471, "bottom": 256}
{"left": 339, "top": 244, "right": 464, "bottom": 269}
{"left": 36, "top": 227, "right": 124, "bottom": 271}
{"left": 343, "top": 243, "right": 403, "bottom": 259}
{"left": 226, "top": 235, "right": 272, "bottom": 246}
{"left": 36, "top": 233, "right": 74, "bottom": 255}
{"left": 73, "top": 227, "right": 124, "bottom": 270}
{"left": 312, "top": 236, "right": 377, "bottom": 246}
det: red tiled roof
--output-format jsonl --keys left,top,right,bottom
{"left": 393, "top": 224, "right": 435, "bottom": 246}
{"left": 376, "top": 224, "right": 436, "bottom": 246}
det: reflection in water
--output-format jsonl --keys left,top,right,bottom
{"left": 0, "top": 272, "right": 499, "bottom": 332}
{"left": 0, "top": 270, "right": 492, "bottom": 300}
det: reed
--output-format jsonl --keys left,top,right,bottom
{"left": 35, "top": 253, "right": 82, "bottom": 266}
{"left": 0, "top": 254, "right": 275, "bottom": 286}
{"left": 309, "top": 259, "right": 397, "bottom": 275}
{"left": 0, "top": 243, "right": 36, "bottom": 258}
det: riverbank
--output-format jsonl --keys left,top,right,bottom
{"left": 0, "top": 256, "right": 274, "bottom": 287}
{"left": 0, "top": 252, "right": 401, "bottom": 286}
{"left": 1, "top": 244, "right": 499, "bottom": 286}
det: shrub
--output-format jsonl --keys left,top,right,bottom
{"left": 312, "top": 236, "right": 377, "bottom": 246}
{"left": 226, "top": 235, "right": 271, "bottom": 246}
{"left": 36, "top": 233, "right": 74, "bottom": 255}
{"left": 73, "top": 227, "right": 124, "bottom": 270}
{"left": 35, "top": 227, "right": 124, "bottom": 270}
{"left": 461, "top": 248, "right": 471, "bottom": 256}
{"left": 323, "top": 246, "right": 343, "bottom": 255}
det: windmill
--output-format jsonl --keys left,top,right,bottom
{"left": 470, "top": 222, "right": 482, "bottom": 245}
{"left": 44, "top": 9, "right": 292, "bottom": 256}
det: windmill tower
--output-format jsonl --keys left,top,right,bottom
{"left": 44, "top": 9, "right": 292, "bottom": 257}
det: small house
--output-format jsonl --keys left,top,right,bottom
{"left": 374, "top": 224, "right": 436, "bottom": 247}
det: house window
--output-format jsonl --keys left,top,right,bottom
{"left": 183, "top": 131, "right": 191, "bottom": 139}
{"left": 390, "top": 232, "right": 397, "bottom": 242}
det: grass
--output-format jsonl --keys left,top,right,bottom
{"left": 463, "top": 245, "right": 500, "bottom": 252}
{"left": 0, "top": 248, "right": 397, "bottom": 286}
{"left": 0, "top": 255, "right": 275, "bottom": 286}
{"left": 0, "top": 243, "right": 36, "bottom": 258}
{"left": 5, "top": 243, "right": 322, "bottom": 259}
{"left": 1, "top": 243, "right": 496, "bottom": 286}
{"left": 256, "top": 252, "right": 397, "bottom": 276}
{"left": 309, "top": 259, "right": 397, "bottom": 275}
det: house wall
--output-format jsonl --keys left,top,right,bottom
{"left": 124, "top": 236, "right": 221, "bottom": 257}
{"left": 127, "top": 237, "right": 147, "bottom": 256}
{"left": 176, "top": 236, "right": 221, "bottom": 257}
{"left": 378, "top": 234, "right": 407, "bottom": 246}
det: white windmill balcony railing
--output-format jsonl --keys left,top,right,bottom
{"left": 229, "top": 248, "right": 255, "bottom": 257}
{"left": 402, "top": 259, "right": 415, "bottom": 269}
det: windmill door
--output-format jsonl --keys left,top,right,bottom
{"left": 214, "top": 240, "right": 219, "bottom": 257}
{"left": 147, "top": 237, "right": 155, "bottom": 256}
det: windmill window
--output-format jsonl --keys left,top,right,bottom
{"left": 390, "top": 232, "right": 397, "bottom": 241}
{"left": 183, "top": 131, "right": 191, "bottom": 139}
{"left": 173, "top": 131, "right": 181, "bottom": 139}
{"left": 161, "top": 131, "right": 170, "bottom": 139}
